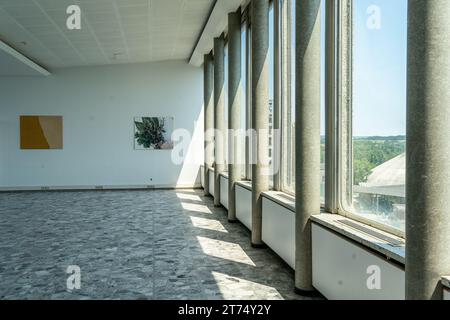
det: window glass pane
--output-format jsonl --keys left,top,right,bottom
{"left": 281, "top": 0, "right": 295, "bottom": 194}
{"left": 268, "top": 3, "right": 275, "bottom": 189}
{"left": 281, "top": 1, "right": 325, "bottom": 200}
{"left": 240, "top": 23, "right": 248, "bottom": 179}
{"left": 320, "top": 2, "right": 326, "bottom": 204}
{"left": 247, "top": 26, "right": 252, "bottom": 180}
{"left": 224, "top": 44, "right": 229, "bottom": 170}
{"left": 347, "top": 0, "right": 407, "bottom": 232}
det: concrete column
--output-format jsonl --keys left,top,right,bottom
{"left": 214, "top": 35, "right": 226, "bottom": 207}
{"left": 204, "top": 53, "right": 214, "bottom": 197}
{"left": 406, "top": 0, "right": 450, "bottom": 300}
{"left": 295, "top": 0, "right": 321, "bottom": 294}
{"left": 228, "top": 9, "right": 242, "bottom": 222}
{"left": 251, "top": 0, "right": 269, "bottom": 247}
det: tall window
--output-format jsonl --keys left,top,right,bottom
{"left": 280, "top": 0, "right": 295, "bottom": 194}
{"left": 224, "top": 43, "right": 229, "bottom": 170}
{"left": 342, "top": 0, "right": 407, "bottom": 233}
{"left": 246, "top": 24, "right": 252, "bottom": 180}
{"left": 320, "top": 2, "right": 326, "bottom": 204}
{"left": 268, "top": 3, "right": 275, "bottom": 188}
{"left": 240, "top": 21, "right": 248, "bottom": 179}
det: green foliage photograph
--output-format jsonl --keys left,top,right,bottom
{"left": 134, "top": 117, "right": 174, "bottom": 150}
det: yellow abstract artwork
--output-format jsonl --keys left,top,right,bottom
{"left": 20, "top": 116, "right": 63, "bottom": 150}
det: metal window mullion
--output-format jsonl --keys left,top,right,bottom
{"left": 246, "top": 24, "right": 252, "bottom": 180}
{"left": 273, "top": 0, "right": 282, "bottom": 191}
{"left": 336, "top": 0, "right": 352, "bottom": 213}
{"left": 325, "top": 0, "right": 338, "bottom": 213}
{"left": 279, "top": 0, "right": 291, "bottom": 193}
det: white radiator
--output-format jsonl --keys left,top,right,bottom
{"left": 312, "top": 223, "right": 405, "bottom": 300}
{"left": 235, "top": 185, "right": 252, "bottom": 230}
{"left": 200, "top": 167, "right": 205, "bottom": 189}
{"left": 220, "top": 176, "right": 229, "bottom": 209}
{"left": 208, "top": 170, "right": 214, "bottom": 196}
{"left": 262, "top": 198, "right": 295, "bottom": 269}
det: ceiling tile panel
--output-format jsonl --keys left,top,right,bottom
{"left": 0, "top": 0, "right": 215, "bottom": 68}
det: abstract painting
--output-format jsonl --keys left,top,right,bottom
{"left": 20, "top": 116, "right": 63, "bottom": 150}
{"left": 134, "top": 117, "right": 174, "bottom": 150}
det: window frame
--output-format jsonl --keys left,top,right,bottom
{"left": 224, "top": 40, "right": 229, "bottom": 171}
{"left": 245, "top": 11, "right": 252, "bottom": 181}
{"left": 278, "top": 0, "right": 295, "bottom": 195}
{"left": 332, "top": 0, "right": 406, "bottom": 238}
{"left": 268, "top": 0, "right": 278, "bottom": 190}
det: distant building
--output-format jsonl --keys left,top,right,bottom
{"left": 356, "top": 153, "right": 405, "bottom": 198}
{"left": 353, "top": 153, "right": 406, "bottom": 228}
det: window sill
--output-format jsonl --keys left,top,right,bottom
{"left": 442, "top": 277, "right": 450, "bottom": 290}
{"left": 311, "top": 214, "right": 405, "bottom": 265}
{"left": 228, "top": 180, "right": 406, "bottom": 265}
{"left": 262, "top": 191, "right": 295, "bottom": 212}
{"left": 219, "top": 172, "right": 229, "bottom": 179}
{"left": 236, "top": 180, "right": 252, "bottom": 191}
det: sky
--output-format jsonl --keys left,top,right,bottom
{"left": 282, "top": 0, "right": 407, "bottom": 137}
{"left": 249, "top": 0, "right": 408, "bottom": 137}
{"left": 353, "top": 0, "right": 408, "bottom": 137}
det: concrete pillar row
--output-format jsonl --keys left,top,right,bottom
{"left": 203, "top": 53, "right": 214, "bottom": 197}
{"left": 228, "top": 9, "right": 242, "bottom": 222}
{"left": 213, "top": 35, "right": 226, "bottom": 207}
{"left": 294, "top": 0, "right": 322, "bottom": 294}
{"left": 251, "top": 0, "right": 270, "bottom": 248}
{"left": 406, "top": 0, "right": 450, "bottom": 300}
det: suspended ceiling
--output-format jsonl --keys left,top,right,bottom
{"left": 0, "top": 0, "right": 215, "bottom": 70}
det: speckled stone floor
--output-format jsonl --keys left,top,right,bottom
{"left": 0, "top": 189, "right": 312, "bottom": 300}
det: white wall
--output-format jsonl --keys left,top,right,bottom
{"left": 0, "top": 60, "right": 204, "bottom": 189}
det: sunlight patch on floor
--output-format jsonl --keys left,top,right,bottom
{"left": 190, "top": 216, "right": 228, "bottom": 233}
{"left": 182, "top": 202, "right": 212, "bottom": 214}
{"left": 197, "top": 236, "right": 256, "bottom": 266}
{"left": 211, "top": 271, "right": 283, "bottom": 300}
{"left": 176, "top": 193, "right": 202, "bottom": 202}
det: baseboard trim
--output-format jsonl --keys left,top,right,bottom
{"left": 0, "top": 184, "right": 202, "bottom": 193}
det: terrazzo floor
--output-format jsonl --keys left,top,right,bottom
{"left": 0, "top": 189, "right": 314, "bottom": 300}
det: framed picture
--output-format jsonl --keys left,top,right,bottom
{"left": 20, "top": 116, "right": 63, "bottom": 150}
{"left": 134, "top": 117, "right": 174, "bottom": 150}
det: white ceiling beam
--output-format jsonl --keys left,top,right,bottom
{"left": 0, "top": 40, "right": 50, "bottom": 76}
{"left": 189, "top": 0, "right": 249, "bottom": 67}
